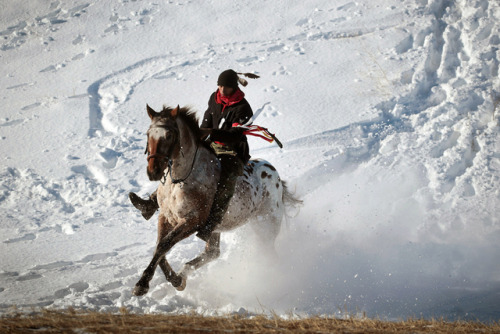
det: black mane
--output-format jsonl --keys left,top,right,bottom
{"left": 160, "top": 105, "right": 201, "bottom": 141}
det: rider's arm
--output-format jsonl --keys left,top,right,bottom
{"left": 209, "top": 102, "right": 252, "bottom": 143}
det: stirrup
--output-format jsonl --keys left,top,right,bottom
{"left": 129, "top": 192, "right": 158, "bottom": 220}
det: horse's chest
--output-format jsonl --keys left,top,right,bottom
{"left": 157, "top": 183, "right": 212, "bottom": 225}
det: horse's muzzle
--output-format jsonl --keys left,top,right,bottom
{"left": 147, "top": 165, "right": 164, "bottom": 181}
{"left": 147, "top": 155, "right": 168, "bottom": 181}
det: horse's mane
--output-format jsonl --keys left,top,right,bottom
{"left": 160, "top": 105, "right": 201, "bottom": 141}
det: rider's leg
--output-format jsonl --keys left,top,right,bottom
{"left": 196, "top": 155, "right": 244, "bottom": 242}
{"left": 129, "top": 190, "right": 159, "bottom": 220}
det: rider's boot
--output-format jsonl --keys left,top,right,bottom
{"left": 129, "top": 190, "right": 158, "bottom": 220}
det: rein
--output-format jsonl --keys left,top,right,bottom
{"left": 162, "top": 145, "right": 199, "bottom": 185}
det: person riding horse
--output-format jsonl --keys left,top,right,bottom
{"left": 129, "top": 69, "right": 255, "bottom": 241}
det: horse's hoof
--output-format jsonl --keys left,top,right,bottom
{"left": 169, "top": 275, "right": 186, "bottom": 291}
{"left": 175, "top": 276, "right": 187, "bottom": 291}
{"left": 132, "top": 284, "right": 149, "bottom": 296}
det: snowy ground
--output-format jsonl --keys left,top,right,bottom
{"left": 1, "top": 0, "right": 499, "bottom": 322}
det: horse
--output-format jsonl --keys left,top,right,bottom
{"left": 132, "top": 104, "right": 301, "bottom": 296}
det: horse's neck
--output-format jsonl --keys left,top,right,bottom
{"left": 171, "top": 118, "right": 198, "bottom": 174}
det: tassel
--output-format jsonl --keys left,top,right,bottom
{"left": 238, "top": 77, "right": 248, "bottom": 87}
{"left": 237, "top": 72, "right": 260, "bottom": 87}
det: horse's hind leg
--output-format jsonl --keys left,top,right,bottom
{"left": 252, "top": 207, "right": 283, "bottom": 261}
{"left": 179, "top": 233, "right": 221, "bottom": 280}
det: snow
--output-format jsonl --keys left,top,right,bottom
{"left": 1, "top": 0, "right": 499, "bottom": 322}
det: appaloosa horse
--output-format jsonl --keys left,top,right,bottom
{"left": 132, "top": 105, "right": 301, "bottom": 296}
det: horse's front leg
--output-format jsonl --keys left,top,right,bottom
{"left": 179, "top": 233, "right": 221, "bottom": 281}
{"left": 132, "top": 215, "right": 168, "bottom": 296}
{"left": 133, "top": 220, "right": 198, "bottom": 296}
{"left": 132, "top": 255, "right": 161, "bottom": 296}
{"left": 153, "top": 216, "right": 185, "bottom": 291}
{"left": 159, "top": 256, "right": 185, "bottom": 291}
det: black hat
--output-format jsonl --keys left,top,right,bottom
{"left": 217, "top": 69, "right": 239, "bottom": 88}
{"left": 217, "top": 70, "right": 260, "bottom": 88}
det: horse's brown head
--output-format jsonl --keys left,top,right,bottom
{"left": 145, "top": 104, "right": 180, "bottom": 181}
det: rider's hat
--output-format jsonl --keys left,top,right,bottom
{"left": 217, "top": 69, "right": 260, "bottom": 88}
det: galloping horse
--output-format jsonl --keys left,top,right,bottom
{"left": 132, "top": 105, "right": 301, "bottom": 296}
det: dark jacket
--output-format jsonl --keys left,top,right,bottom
{"left": 201, "top": 91, "right": 253, "bottom": 162}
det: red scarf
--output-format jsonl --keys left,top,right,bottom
{"left": 215, "top": 88, "right": 245, "bottom": 113}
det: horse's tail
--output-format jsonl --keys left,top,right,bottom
{"left": 281, "top": 181, "right": 303, "bottom": 217}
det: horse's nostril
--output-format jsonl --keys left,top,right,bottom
{"left": 147, "top": 167, "right": 157, "bottom": 181}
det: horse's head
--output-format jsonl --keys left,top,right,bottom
{"left": 145, "top": 104, "right": 180, "bottom": 181}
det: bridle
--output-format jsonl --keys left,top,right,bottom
{"left": 148, "top": 146, "right": 199, "bottom": 185}
{"left": 146, "top": 125, "right": 199, "bottom": 185}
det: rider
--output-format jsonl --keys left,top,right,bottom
{"left": 129, "top": 69, "right": 255, "bottom": 241}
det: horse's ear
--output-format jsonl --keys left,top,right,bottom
{"left": 171, "top": 105, "right": 180, "bottom": 118}
{"left": 147, "top": 104, "right": 157, "bottom": 120}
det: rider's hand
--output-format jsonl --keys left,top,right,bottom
{"left": 199, "top": 128, "right": 212, "bottom": 140}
